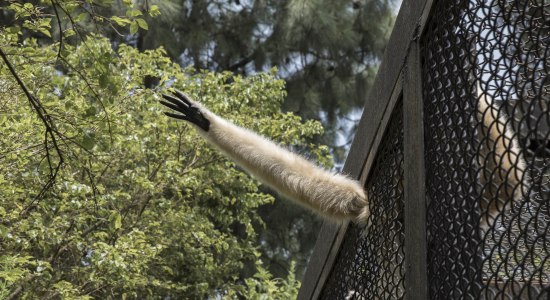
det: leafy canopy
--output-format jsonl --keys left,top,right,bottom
{"left": 0, "top": 24, "right": 331, "bottom": 298}
{"left": 0, "top": 0, "right": 397, "bottom": 283}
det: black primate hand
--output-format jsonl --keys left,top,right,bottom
{"left": 160, "top": 90, "right": 210, "bottom": 131}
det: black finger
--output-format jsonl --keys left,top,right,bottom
{"left": 162, "top": 94, "right": 189, "bottom": 109}
{"left": 173, "top": 90, "right": 193, "bottom": 106}
{"left": 160, "top": 100, "right": 185, "bottom": 113}
{"left": 164, "top": 112, "right": 190, "bottom": 121}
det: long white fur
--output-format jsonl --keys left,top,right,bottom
{"left": 190, "top": 102, "right": 369, "bottom": 223}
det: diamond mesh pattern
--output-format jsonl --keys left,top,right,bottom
{"left": 422, "top": 0, "right": 550, "bottom": 298}
{"left": 312, "top": 1, "right": 549, "bottom": 298}
{"left": 320, "top": 103, "right": 405, "bottom": 299}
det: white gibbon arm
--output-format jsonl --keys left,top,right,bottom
{"left": 160, "top": 91, "right": 369, "bottom": 223}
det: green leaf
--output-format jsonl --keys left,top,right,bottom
{"left": 39, "top": 28, "right": 51, "bottom": 37}
{"left": 64, "top": 28, "right": 76, "bottom": 37}
{"left": 111, "top": 16, "right": 131, "bottom": 27}
{"left": 130, "top": 21, "right": 138, "bottom": 34}
{"left": 126, "top": 9, "right": 142, "bottom": 17}
{"left": 75, "top": 12, "right": 88, "bottom": 22}
{"left": 98, "top": 73, "right": 110, "bottom": 88}
{"left": 85, "top": 106, "right": 97, "bottom": 116}
{"left": 5, "top": 25, "right": 22, "bottom": 35}
{"left": 148, "top": 5, "right": 161, "bottom": 17}
{"left": 110, "top": 211, "right": 122, "bottom": 230}
{"left": 136, "top": 18, "right": 148, "bottom": 30}
{"left": 81, "top": 132, "right": 95, "bottom": 150}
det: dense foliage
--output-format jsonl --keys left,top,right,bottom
{"left": 0, "top": 0, "right": 397, "bottom": 297}
{"left": 0, "top": 0, "right": 397, "bottom": 285}
{"left": 0, "top": 26, "right": 332, "bottom": 298}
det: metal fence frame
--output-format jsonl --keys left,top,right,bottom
{"left": 298, "top": 1, "right": 435, "bottom": 299}
{"left": 299, "top": 0, "right": 550, "bottom": 298}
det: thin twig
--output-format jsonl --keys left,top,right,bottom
{"left": 50, "top": 1, "right": 64, "bottom": 61}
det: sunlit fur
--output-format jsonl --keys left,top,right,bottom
{"left": 188, "top": 101, "right": 369, "bottom": 224}
{"left": 477, "top": 91, "right": 528, "bottom": 229}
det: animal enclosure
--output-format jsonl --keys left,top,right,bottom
{"left": 298, "top": 0, "right": 550, "bottom": 299}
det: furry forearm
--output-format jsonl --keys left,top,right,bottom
{"left": 160, "top": 91, "right": 368, "bottom": 223}
{"left": 199, "top": 112, "right": 368, "bottom": 223}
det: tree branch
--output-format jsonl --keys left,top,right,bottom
{"left": 0, "top": 47, "right": 64, "bottom": 214}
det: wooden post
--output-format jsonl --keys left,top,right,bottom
{"left": 403, "top": 40, "right": 429, "bottom": 300}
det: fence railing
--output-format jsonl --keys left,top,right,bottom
{"left": 298, "top": 0, "right": 550, "bottom": 299}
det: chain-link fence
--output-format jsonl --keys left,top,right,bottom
{"left": 321, "top": 103, "right": 405, "bottom": 299}
{"left": 424, "top": 0, "right": 550, "bottom": 298}
{"left": 301, "top": 0, "right": 549, "bottom": 299}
